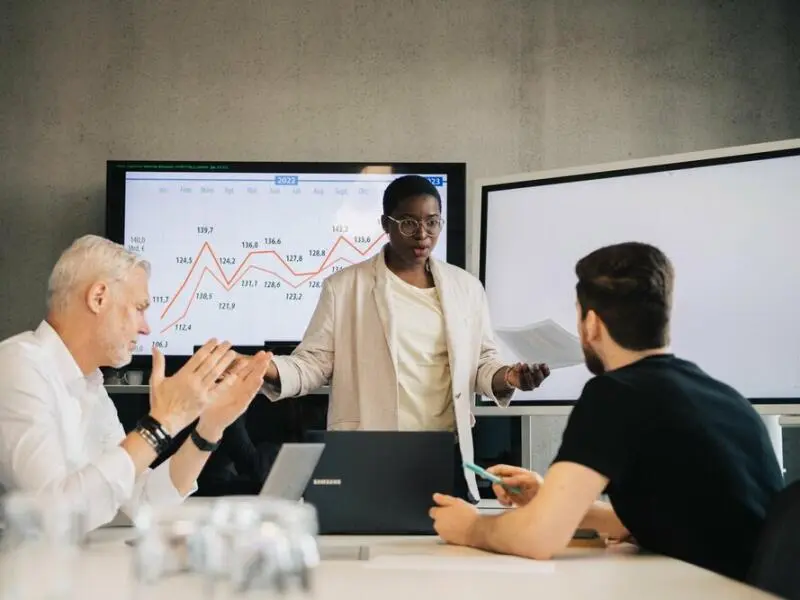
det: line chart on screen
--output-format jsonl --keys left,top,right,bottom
{"left": 157, "top": 233, "right": 385, "bottom": 334}
{"left": 121, "top": 172, "right": 449, "bottom": 355}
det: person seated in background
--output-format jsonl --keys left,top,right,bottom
{"left": 0, "top": 235, "right": 270, "bottom": 532}
{"left": 160, "top": 412, "right": 279, "bottom": 497}
{"left": 251, "top": 175, "right": 550, "bottom": 501}
{"left": 196, "top": 414, "right": 279, "bottom": 496}
{"left": 429, "top": 241, "right": 784, "bottom": 582}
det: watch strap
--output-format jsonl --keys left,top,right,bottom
{"left": 135, "top": 415, "right": 172, "bottom": 455}
{"left": 190, "top": 428, "right": 220, "bottom": 452}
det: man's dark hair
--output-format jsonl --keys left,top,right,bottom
{"left": 382, "top": 175, "right": 442, "bottom": 215}
{"left": 575, "top": 242, "right": 674, "bottom": 350}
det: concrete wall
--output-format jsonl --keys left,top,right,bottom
{"left": 510, "top": 0, "right": 800, "bottom": 474}
{"left": 1, "top": 0, "right": 799, "bottom": 474}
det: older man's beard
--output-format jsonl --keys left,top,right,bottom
{"left": 109, "top": 346, "right": 134, "bottom": 369}
{"left": 98, "top": 325, "right": 133, "bottom": 369}
{"left": 106, "top": 340, "right": 133, "bottom": 369}
{"left": 582, "top": 342, "right": 605, "bottom": 376}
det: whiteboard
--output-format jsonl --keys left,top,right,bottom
{"left": 475, "top": 139, "right": 800, "bottom": 407}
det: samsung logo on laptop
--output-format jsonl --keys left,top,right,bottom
{"left": 312, "top": 478, "right": 342, "bottom": 486}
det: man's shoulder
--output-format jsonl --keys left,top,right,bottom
{"left": 583, "top": 356, "right": 683, "bottom": 396}
{"left": 0, "top": 331, "right": 54, "bottom": 410}
{"left": 602, "top": 355, "right": 746, "bottom": 403}
{"left": 0, "top": 330, "right": 48, "bottom": 373}
{"left": 583, "top": 369, "right": 634, "bottom": 391}
{"left": 0, "top": 328, "right": 38, "bottom": 348}
{"left": 568, "top": 375, "right": 648, "bottom": 427}
{"left": 575, "top": 375, "right": 630, "bottom": 405}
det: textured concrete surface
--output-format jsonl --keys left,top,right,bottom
{"left": 1, "top": 0, "right": 799, "bottom": 473}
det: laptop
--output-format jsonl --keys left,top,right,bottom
{"left": 260, "top": 443, "right": 326, "bottom": 500}
{"left": 302, "top": 431, "right": 455, "bottom": 535}
{"left": 121, "top": 442, "right": 325, "bottom": 545}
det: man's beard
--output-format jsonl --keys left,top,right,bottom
{"left": 98, "top": 323, "right": 133, "bottom": 369}
{"left": 582, "top": 342, "right": 605, "bottom": 376}
{"left": 109, "top": 348, "right": 133, "bottom": 369}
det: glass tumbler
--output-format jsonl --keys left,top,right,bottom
{"left": 128, "top": 500, "right": 220, "bottom": 598}
{"left": 206, "top": 496, "right": 320, "bottom": 597}
{"left": 0, "top": 490, "right": 86, "bottom": 600}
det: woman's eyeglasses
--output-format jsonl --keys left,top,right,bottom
{"left": 386, "top": 216, "right": 445, "bottom": 237}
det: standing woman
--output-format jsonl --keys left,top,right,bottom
{"left": 260, "top": 175, "right": 549, "bottom": 500}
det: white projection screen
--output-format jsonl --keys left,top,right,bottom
{"left": 475, "top": 139, "right": 800, "bottom": 414}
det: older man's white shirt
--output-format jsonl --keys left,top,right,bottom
{"left": 0, "top": 321, "right": 193, "bottom": 531}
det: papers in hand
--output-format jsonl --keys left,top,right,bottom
{"left": 495, "top": 318, "right": 584, "bottom": 370}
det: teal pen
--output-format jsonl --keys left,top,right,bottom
{"left": 462, "top": 461, "right": 522, "bottom": 495}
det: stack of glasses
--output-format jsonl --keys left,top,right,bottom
{"left": 0, "top": 492, "right": 319, "bottom": 599}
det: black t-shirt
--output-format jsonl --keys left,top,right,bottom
{"left": 553, "top": 354, "right": 784, "bottom": 581}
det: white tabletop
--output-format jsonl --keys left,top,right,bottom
{"left": 71, "top": 528, "right": 774, "bottom": 600}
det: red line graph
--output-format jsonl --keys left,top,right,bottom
{"left": 159, "top": 233, "right": 386, "bottom": 334}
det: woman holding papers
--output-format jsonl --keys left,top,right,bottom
{"left": 253, "top": 176, "right": 550, "bottom": 501}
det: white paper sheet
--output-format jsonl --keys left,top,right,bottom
{"left": 495, "top": 318, "right": 584, "bottom": 370}
{"left": 365, "top": 554, "right": 555, "bottom": 573}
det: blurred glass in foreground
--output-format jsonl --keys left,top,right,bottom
{"left": 130, "top": 496, "right": 319, "bottom": 598}
{"left": 0, "top": 491, "right": 87, "bottom": 600}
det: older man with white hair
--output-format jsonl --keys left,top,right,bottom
{"left": 0, "top": 235, "right": 270, "bottom": 532}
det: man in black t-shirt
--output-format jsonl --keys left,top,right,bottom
{"left": 429, "top": 242, "right": 784, "bottom": 581}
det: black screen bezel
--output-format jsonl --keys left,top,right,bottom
{"left": 106, "top": 160, "right": 467, "bottom": 369}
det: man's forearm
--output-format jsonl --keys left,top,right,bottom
{"left": 167, "top": 423, "right": 221, "bottom": 496}
{"left": 119, "top": 430, "right": 159, "bottom": 475}
{"left": 467, "top": 495, "right": 606, "bottom": 561}
{"left": 467, "top": 508, "right": 552, "bottom": 560}
{"left": 579, "top": 501, "right": 628, "bottom": 538}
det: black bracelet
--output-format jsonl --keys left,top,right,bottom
{"left": 190, "top": 429, "right": 220, "bottom": 452}
{"left": 135, "top": 415, "right": 173, "bottom": 455}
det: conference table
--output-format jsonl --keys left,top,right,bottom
{"left": 74, "top": 517, "right": 774, "bottom": 599}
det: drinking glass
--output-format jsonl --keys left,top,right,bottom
{"left": 0, "top": 490, "right": 86, "bottom": 600}
{"left": 129, "top": 500, "right": 219, "bottom": 598}
{"left": 206, "top": 496, "right": 319, "bottom": 597}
